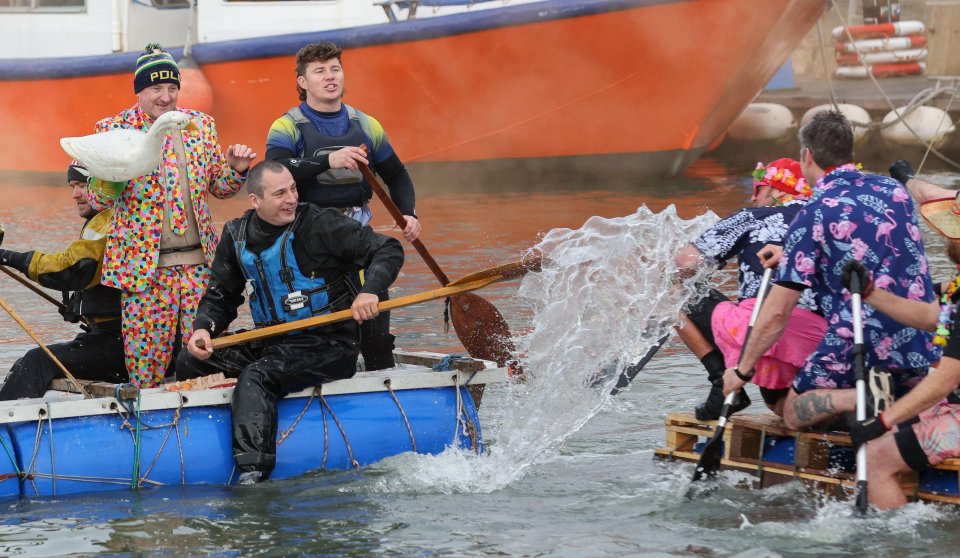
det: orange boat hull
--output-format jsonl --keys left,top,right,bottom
{"left": 0, "top": 0, "right": 825, "bottom": 183}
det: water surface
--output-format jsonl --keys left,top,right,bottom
{"left": 0, "top": 159, "right": 959, "bottom": 557}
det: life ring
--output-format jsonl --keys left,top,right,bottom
{"left": 831, "top": 20, "right": 924, "bottom": 40}
{"left": 835, "top": 62, "right": 925, "bottom": 79}
{"left": 836, "top": 48, "right": 927, "bottom": 66}
{"left": 835, "top": 34, "right": 926, "bottom": 54}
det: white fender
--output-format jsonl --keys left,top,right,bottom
{"left": 801, "top": 104, "right": 872, "bottom": 143}
{"left": 726, "top": 103, "right": 796, "bottom": 142}
{"left": 881, "top": 105, "right": 956, "bottom": 147}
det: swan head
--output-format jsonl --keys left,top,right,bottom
{"left": 153, "top": 111, "right": 199, "bottom": 133}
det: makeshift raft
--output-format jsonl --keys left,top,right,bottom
{"left": 655, "top": 411, "right": 960, "bottom": 505}
{"left": 0, "top": 351, "right": 506, "bottom": 500}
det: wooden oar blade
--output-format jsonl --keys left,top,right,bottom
{"left": 449, "top": 293, "right": 515, "bottom": 368}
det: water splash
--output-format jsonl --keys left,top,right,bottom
{"left": 374, "top": 204, "right": 719, "bottom": 493}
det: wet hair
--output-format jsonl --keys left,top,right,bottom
{"left": 798, "top": 110, "right": 854, "bottom": 170}
{"left": 245, "top": 160, "right": 288, "bottom": 197}
{"left": 948, "top": 240, "right": 960, "bottom": 265}
{"left": 295, "top": 41, "right": 343, "bottom": 102}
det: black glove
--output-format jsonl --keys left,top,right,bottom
{"left": 889, "top": 160, "right": 916, "bottom": 185}
{"left": 847, "top": 412, "right": 889, "bottom": 451}
{"left": 841, "top": 259, "right": 873, "bottom": 297}
{"left": 0, "top": 248, "right": 30, "bottom": 274}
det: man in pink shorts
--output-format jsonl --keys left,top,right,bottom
{"left": 676, "top": 158, "right": 826, "bottom": 419}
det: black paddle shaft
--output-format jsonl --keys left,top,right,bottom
{"left": 692, "top": 264, "right": 774, "bottom": 482}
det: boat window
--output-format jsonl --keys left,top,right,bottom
{"left": 0, "top": 0, "right": 84, "bottom": 9}
{"left": 148, "top": 0, "right": 190, "bottom": 6}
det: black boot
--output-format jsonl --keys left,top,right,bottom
{"left": 694, "top": 351, "right": 751, "bottom": 421}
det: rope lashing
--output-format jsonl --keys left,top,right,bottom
{"left": 46, "top": 403, "right": 56, "bottom": 496}
{"left": 320, "top": 388, "right": 330, "bottom": 469}
{"left": 0, "top": 435, "right": 24, "bottom": 481}
{"left": 453, "top": 373, "right": 478, "bottom": 453}
{"left": 319, "top": 393, "right": 360, "bottom": 469}
{"left": 277, "top": 388, "right": 318, "bottom": 447}
{"left": 384, "top": 379, "right": 417, "bottom": 452}
{"left": 131, "top": 392, "right": 142, "bottom": 489}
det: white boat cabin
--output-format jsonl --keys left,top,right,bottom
{"left": 0, "top": 0, "right": 536, "bottom": 59}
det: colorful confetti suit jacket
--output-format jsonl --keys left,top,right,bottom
{"left": 89, "top": 105, "right": 245, "bottom": 292}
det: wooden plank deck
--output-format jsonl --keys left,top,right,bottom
{"left": 655, "top": 411, "right": 960, "bottom": 504}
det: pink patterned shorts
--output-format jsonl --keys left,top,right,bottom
{"left": 910, "top": 401, "right": 960, "bottom": 466}
{"left": 712, "top": 300, "right": 827, "bottom": 390}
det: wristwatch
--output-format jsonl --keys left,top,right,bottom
{"left": 734, "top": 366, "right": 755, "bottom": 382}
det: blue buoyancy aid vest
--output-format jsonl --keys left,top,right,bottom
{"left": 287, "top": 105, "right": 373, "bottom": 209}
{"left": 234, "top": 212, "right": 351, "bottom": 328}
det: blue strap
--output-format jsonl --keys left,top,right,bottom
{"left": 432, "top": 354, "right": 470, "bottom": 371}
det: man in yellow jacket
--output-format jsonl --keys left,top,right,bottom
{"left": 0, "top": 164, "right": 127, "bottom": 399}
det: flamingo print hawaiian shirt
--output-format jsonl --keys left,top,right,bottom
{"left": 778, "top": 165, "right": 939, "bottom": 393}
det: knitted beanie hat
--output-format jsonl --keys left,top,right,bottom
{"left": 134, "top": 43, "right": 180, "bottom": 93}
{"left": 66, "top": 162, "right": 89, "bottom": 183}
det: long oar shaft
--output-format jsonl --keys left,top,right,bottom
{"left": 210, "top": 276, "right": 501, "bottom": 349}
{"left": 717, "top": 266, "right": 774, "bottom": 413}
{"left": 357, "top": 158, "right": 450, "bottom": 286}
{"left": 850, "top": 272, "right": 869, "bottom": 513}
{"left": 692, "top": 265, "right": 774, "bottom": 482}
{"left": 0, "top": 295, "right": 91, "bottom": 398}
{"left": 0, "top": 266, "right": 65, "bottom": 310}
{"left": 448, "top": 252, "right": 543, "bottom": 286}
{"left": 0, "top": 267, "right": 93, "bottom": 328}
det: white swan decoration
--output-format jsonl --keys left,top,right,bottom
{"left": 59, "top": 111, "right": 198, "bottom": 182}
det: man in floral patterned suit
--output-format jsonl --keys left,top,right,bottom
{"left": 676, "top": 158, "right": 825, "bottom": 420}
{"left": 722, "top": 111, "right": 939, "bottom": 431}
{"left": 88, "top": 44, "right": 257, "bottom": 387}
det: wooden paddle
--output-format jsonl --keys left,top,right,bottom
{"left": 208, "top": 276, "right": 502, "bottom": 349}
{"left": 849, "top": 271, "right": 870, "bottom": 514}
{"left": 691, "top": 265, "right": 774, "bottom": 482}
{"left": 356, "top": 151, "right": 526, "bottom": 366}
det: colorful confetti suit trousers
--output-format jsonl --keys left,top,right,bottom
{"left": 122, "top": 264, "right": 209, "bottom": 387}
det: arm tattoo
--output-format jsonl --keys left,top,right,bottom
{"left": 792, "top": 391, "right": 836, "bottom": 424}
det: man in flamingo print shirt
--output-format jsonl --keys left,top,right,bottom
{"left": 722, "top": 110, "right": 939, "bottom": 431}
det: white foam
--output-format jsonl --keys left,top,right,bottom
{"left": 373, "top": 205, "right": 719, "bottom": 493}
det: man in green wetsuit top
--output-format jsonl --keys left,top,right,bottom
{"left": 0, "top": 164, "right": 127, "bottom": 399}
{"left": 178, "top": 160, "right": 403, "bottom": 484}
{"left": 265, "top": 41, "right": 419, "bottom": 371}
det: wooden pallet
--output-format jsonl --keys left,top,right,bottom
{"left": 655, "top": 411, "right": 960, "bottom": 504}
